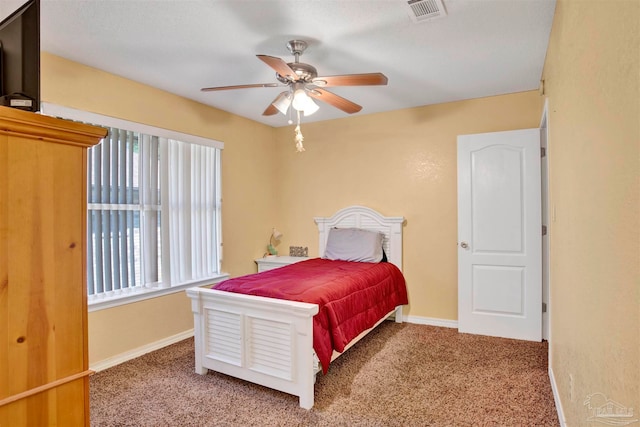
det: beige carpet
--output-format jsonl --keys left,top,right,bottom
{"left": 90, "top": 323, "right": 559, "bottom": 426}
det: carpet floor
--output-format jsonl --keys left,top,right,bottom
{"left": 90, "top": 323, "right": 559, "bottom": 426}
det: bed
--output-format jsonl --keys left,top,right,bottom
{"left": 186, "top": 206, "right": 407, "bottom": 409}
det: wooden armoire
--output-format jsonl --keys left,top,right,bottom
{"left": 0, "top": 105, "right": 106, "bottom": 426}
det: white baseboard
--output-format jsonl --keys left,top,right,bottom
{"left": 549, "top": 366, "right": 567, "bottom": 427}
{"left": 90, "top": 329, "right": 194, "bottom": 372}
{"left": 89, "top": 317, "right": 457, "bottom": 372}
{"left": 405, "top": 315, "right": 458, "bottom": 329}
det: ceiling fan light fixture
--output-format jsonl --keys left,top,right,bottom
{"left": 273, "top": 92, "right": 292, "bottom": 115}
{"left": 303, "top": 98, "right": 319, "bottom": 116}
{"left": 292, "top": 87, "right": 318, "bottom": 115}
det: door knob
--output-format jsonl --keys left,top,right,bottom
{"left": 460, "top": 241, "right": 469, "bottom": 249}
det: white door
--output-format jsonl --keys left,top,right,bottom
{"left": 457, "top": 128, "right": 542, "bottom": 341}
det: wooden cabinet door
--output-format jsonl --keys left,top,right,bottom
{"left": 0, "top": 107, "right": 105, "bottom": 426}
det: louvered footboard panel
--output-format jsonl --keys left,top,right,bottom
{"left": 247, "top": 317, "right": 293, "bottom": 380}
{"left": 202, "top": 307, "right": 297, "bottom": 379}
{"left": 206, "top": 309, "right": 242, "bottom": 366}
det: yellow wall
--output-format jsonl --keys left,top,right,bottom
{"left": 274, "top": 92, "right": 543, "bottom": 320}
{"left": 43, "top": 51, "right": 543, "bottom": 363}
{"left": 541, "top": 0, "right": 639, "bottom": 424}
{"left": 41, "top": 53, "right": 279, "bottom": 363}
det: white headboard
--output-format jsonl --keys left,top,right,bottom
{"left": 314, "top": 206, "right": 405, "bottom": 271}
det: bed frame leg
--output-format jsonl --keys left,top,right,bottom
{"left": 298, "top": 351, "right": 315, "bottom": 409}
{"left": 395, "top": 305, "right": 403, "bottom": 323}
{"left": 299, "top": 392, "right": 314, "bottom": 410}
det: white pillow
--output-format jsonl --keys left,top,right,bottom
{"left": 323, "top": 228, "right": 384, "bottom": 263}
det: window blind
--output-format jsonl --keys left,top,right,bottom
{"left": 41, "top": 103, "right": 223, "bottom": 303}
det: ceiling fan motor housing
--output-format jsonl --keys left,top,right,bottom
{"left": 274, "top": 39, "right": 318, "bottom": 83}
{"left": 276, "top": 62, "right": 318, "bottom": 83}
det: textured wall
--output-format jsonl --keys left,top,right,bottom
{"left": 41, "top": 53, "right": 279, "bottom": 364}
{"left": 273, "top": 91, "right": 543, "bottom": 321}
{"left": 542, "top": 0, "right": 639, "bottom": 424}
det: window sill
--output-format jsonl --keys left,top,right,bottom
{"left": 87, "top": 273, "right": 230, "bottom": 312}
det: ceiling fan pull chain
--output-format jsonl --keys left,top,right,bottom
{"left": 294, "top": 110, "right": 305, "bottom": 153}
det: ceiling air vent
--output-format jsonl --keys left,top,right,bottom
{"left": 407, "top": 0, "right": 447, "bottom": 23}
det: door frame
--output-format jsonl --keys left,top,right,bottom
{"left": 540, "top": 99, "right": 551, "bottom": 343}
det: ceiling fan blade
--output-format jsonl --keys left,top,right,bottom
{"left": 308, "top": 89, "right": 362, "bottom": 114}
{"left": 312, "top": 73, "right": 388, "bottom": 87}
{"left": 257, "top": 55, "right": 299, "bottom": 81}
{"left": 200, "top": 83, "right": 280, "bottom": 92}
{"left": 263, "top": 104, "right": 279, "bottom": 116}
{"left": 201, "top": 83, "right": 279, "bottom": 92}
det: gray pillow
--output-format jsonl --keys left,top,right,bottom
{"left": 323, "top": 228, "right": 384, "bottom": 263}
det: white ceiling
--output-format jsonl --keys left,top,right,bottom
{"left": 2, "top": 0, "right": 556, "bottom": 127}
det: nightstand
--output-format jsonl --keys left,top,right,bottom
{"left": 255, "top": 256, "right": 310, "bottom": 273}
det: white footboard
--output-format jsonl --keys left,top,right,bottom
{"left": 186, "top": 286, "right": 319, "bottom": 409}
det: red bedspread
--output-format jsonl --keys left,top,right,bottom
{"left": 214, "top": 258, "right": 408, "bottom": 373}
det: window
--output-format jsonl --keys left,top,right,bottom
{"left": 87, "top": 129, "right": 162, "bottom": 295}
{"left": 42, "top": 104, "right": 226, "bottom": 310}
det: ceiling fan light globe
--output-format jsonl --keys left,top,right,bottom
{"left": 275, "top": 103, "right": 290, "bottom": 116}
{"left": 276, "top": 105, "right": 289, "bottom": 115}
{"left": 303, "top": 99, "right": 319, "bottom": 116}
{"left": 292, "top": 89, "right": 309, "bottom": 111}
{"left": 273, "top": 93, "right": 292, "bottom": 115}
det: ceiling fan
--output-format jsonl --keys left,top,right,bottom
{"left": 201, "top": 39, "right": 388, "bottom": 119}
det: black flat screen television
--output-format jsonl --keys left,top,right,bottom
{"left": 0, "top": 0, "right": 40, "bottom": 112}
